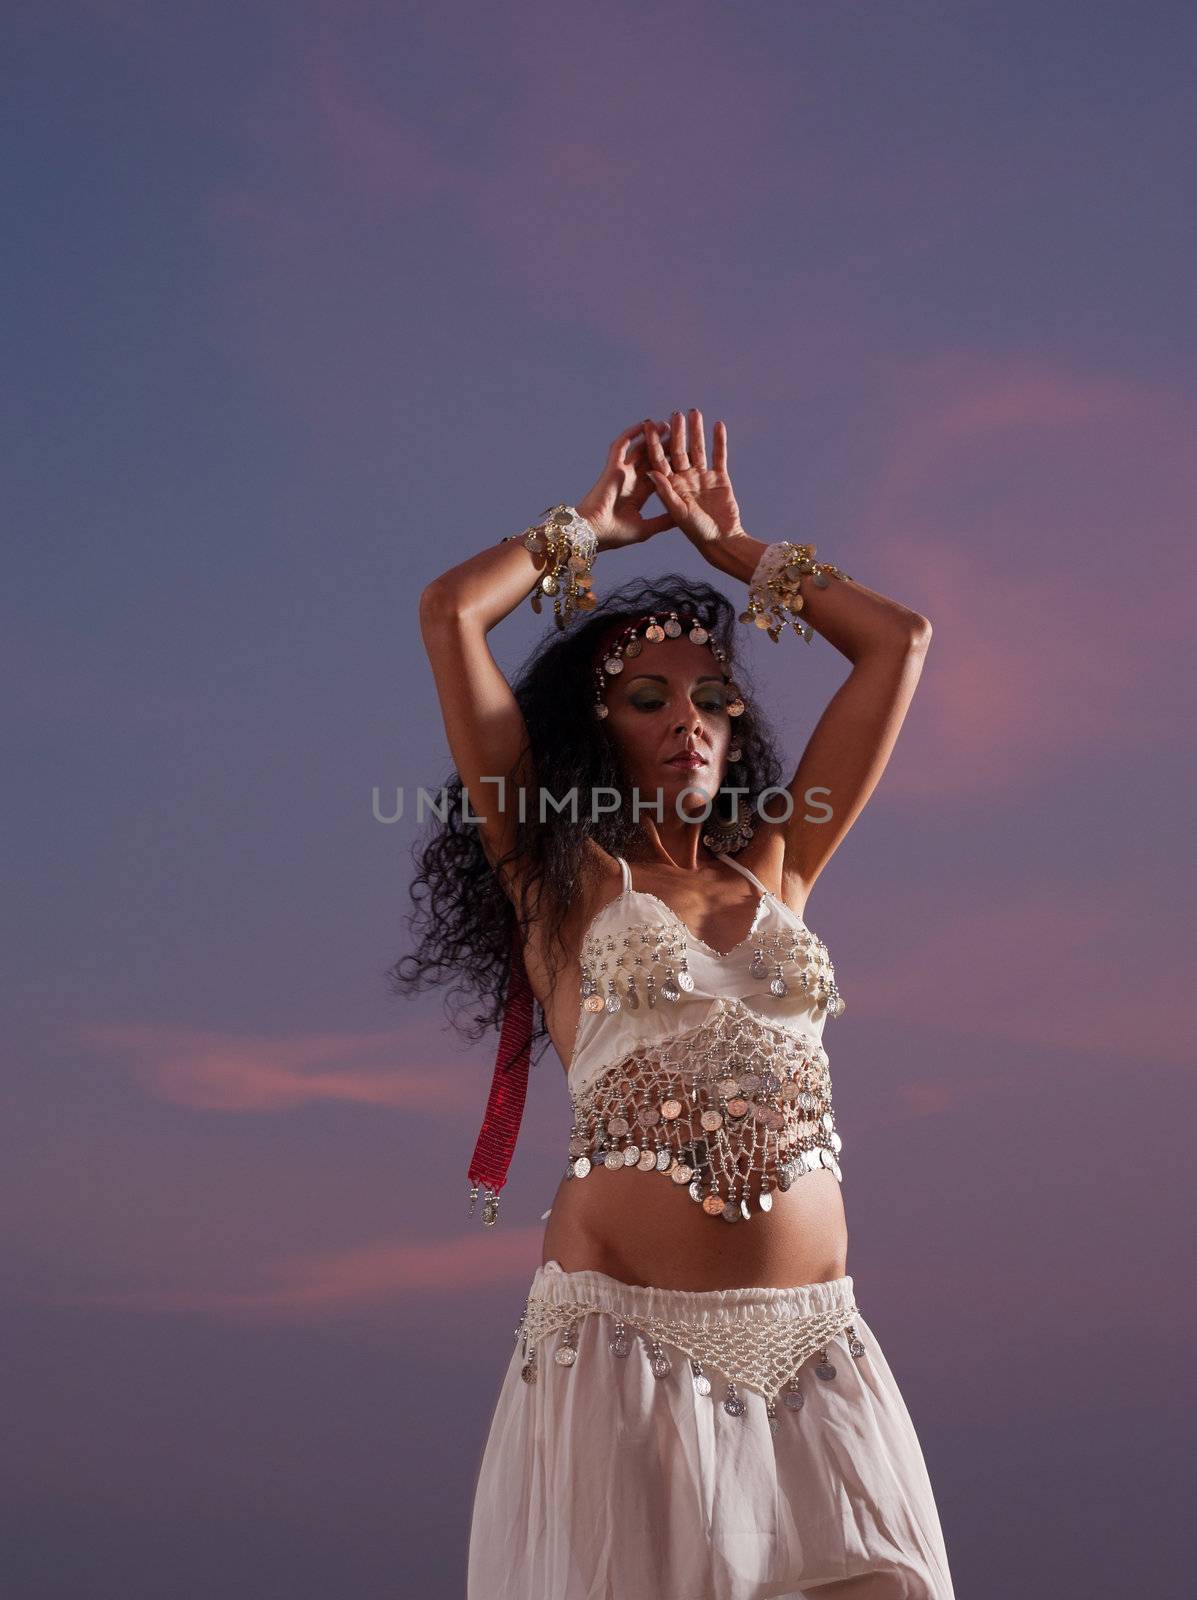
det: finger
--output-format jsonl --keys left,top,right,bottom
{"left": 640, "top": 511, "right": 677, "bottom": 535}
{"left": 689, "top": 408, "right": 707, "bottom": 470}
{"left": 713, "top": 419, "right": 728, "bottom": 474}
{"left": 644, "top": 420, "right": 672, "bottom": 473}
{"left": 611, "top": 419, "right": 651, "bottom": 467}
{"left": 649, "top": 471, "right": 688, "bottom": 514}
{"left": 627, "top": 420, "right": 671, "bottom": 466}
{"left": 669, "top": 408, "right": 691, "bottom": 472}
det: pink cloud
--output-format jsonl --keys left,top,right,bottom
{"left": 849, "top": 880, "right": 1197, "bottom": 1066}
{"left": 847, "top": 359, "right": 1197, "bottom": 798}
{"left": 77, "top": 1020, "right": 478, "bottom": 1112}
{"left": 10, "top": 1226, "right": 546, "bottom": 1320}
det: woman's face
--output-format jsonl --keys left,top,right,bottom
{"left": 602, "top": 637, "right": 733, "bottom": 815}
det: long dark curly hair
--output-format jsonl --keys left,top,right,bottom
{"left": 385, "top": 574, "right": 786, "bottom": 1069}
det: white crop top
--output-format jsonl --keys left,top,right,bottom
{"left": 565, "top": 851, "right": 847, "bottom": 1225}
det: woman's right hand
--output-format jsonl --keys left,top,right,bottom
{"left": 575, "top": 419, "right": 679, "bottom": 550}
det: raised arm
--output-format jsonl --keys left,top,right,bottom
{"left": 418, "top": 419, "right": 676, "bottom": 907}
{"left": 645, "top": 408, "right": 932, "bottom": 901}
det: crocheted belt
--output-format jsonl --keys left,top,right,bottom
{"left": 515, "top": 1290, "right": 867, "bottom": 1434}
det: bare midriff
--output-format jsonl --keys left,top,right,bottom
{"left": 540, "top": 1153, "right": 849, "bottom": 1292}
{"left": 524, "top": 854, "right": 851, "bottom": 1294}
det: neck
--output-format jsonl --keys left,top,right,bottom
{"left": 632, "top": 817, "right": 723, "bottom": 873}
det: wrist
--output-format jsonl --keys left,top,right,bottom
{"left": 701, "top": 528, "right": 770, "bottom": 583}
{"left": 575, "top": 500, "right": 618, "bottom": 552}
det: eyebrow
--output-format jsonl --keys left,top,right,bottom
{"left": 625, "top": 674, "right": 725, "bottom": 685}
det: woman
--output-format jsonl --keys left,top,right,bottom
{"left": 403, "top": 409, "right": 956, "bottom": 1597}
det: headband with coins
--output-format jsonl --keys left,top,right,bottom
{"left": 591, "top": 606, "right": 747, "bottom": 723}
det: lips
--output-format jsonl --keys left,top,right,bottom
{"left": 666, "top": 753, "right": 707, "bottom": 769}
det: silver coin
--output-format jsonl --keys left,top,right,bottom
{"left": 783, "top": 1387, "right": 805, "bottom": 1411}
{"left": 723, "top": 1393, "right": 746, "bottom": 1417}
{"left": 555, "top": 1346, "right": 577, "bottom": 1367}
{"left": 676, "top": 970, "right": 695, "bottom": 992}
{"left": 758, "top": 1188, "right": 773, "bottom": 1212}
{"left": 604, "top": 1150, "right": 624, "bottom": 1171}
{"left": 572, "top": 1156, "right": 591, "bottom": 1178}
{"left": 689, "top": 1179, "right": 704, "bottom": 1202}
{"left": 623, "top": 1145, "right": 640, "bottom": 1166}
{"left": 815, "top": 1359, "right": 837, "bottom": 1380}
{"left": 693, "top": 1373, "right": 711, "bottom": 1396}
{"left": 655, "top": 1148, "right": 672, "bottom": 1172}
{"left": 721, "top": 1202, "right": 741, "bottom": 1223}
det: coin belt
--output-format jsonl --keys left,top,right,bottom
{"left": 515, "top": 1291, "right": 867, "bottom": 1432}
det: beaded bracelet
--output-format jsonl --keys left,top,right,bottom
{"left": 741, "top": 541, "right": 852, "bottom": 643}
{"left": 500, "top": 504, "right": 599, "bottom": 630}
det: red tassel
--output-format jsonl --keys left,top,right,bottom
{"left": 466, "top": 929, "right": 535, "bottom": 1221}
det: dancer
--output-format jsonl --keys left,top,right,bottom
{"left": 402, "top": 409, "right": 956, "bottom": 1597}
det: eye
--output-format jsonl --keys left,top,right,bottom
{"left": 629, "top": 692, "right": 726, "bottom": 714}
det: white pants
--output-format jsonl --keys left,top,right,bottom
{"left": 468, "top": 1259, "right": 956, "bottom": 1599}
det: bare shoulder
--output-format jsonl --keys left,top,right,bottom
{"left": 526, "top": 837, "right": 623, "bottom": 968}
{"left": 563, "top": 837, "right": 625, "bottom": 941}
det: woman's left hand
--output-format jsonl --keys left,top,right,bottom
{"left": 644, "top": 409, "right": 746, "bottom": 549}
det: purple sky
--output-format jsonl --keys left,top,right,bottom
{"left": 5, "top": 2, "right": 1195, "bottom": 1595}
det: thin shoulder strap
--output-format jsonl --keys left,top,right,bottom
{"left": 714, "top": 851, "right": 771, "bottom": 895}
{"left": 614, "top": 854, "right": 632, "bottom": 894}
